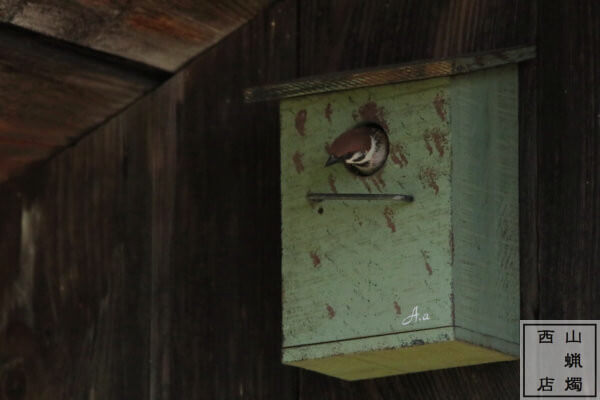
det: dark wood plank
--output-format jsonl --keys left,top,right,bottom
{"left": 0, "top": 96, "right": 153, "bottom": 399}
{"left": 0, "top": 188, "right": 21, "bottom": 306}
{"left": 537, "top": 1, "right": 600, "bottom": 319}
{"left": 0, "top": 23, "right": 166, "bottom": 182}
{"left": 1, "top": 0, "right": 273, "bottom": 71}
{"left": 519, "top": 60, "right": 539, "bottom": 321}
{"left": 145, "top": 80, "right": 182, "bottom": 400}
{"left": 299, "top": 0, "right": 536, "bottom": 76}
{"left": 296, "top": 0, "right": 536, "bottom": 398}
{"left": 147, "top": 1, "right": 299, "bottom": 398}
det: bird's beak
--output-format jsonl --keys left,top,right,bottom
{"left": 325, "top": 155, "right": 341, "bottom": 167}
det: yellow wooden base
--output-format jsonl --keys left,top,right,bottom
{"left": 286, "top": 340, "right": 516, "bottom": 381}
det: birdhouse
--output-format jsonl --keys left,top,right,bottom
{"left": 246, "top": 47, "right": 534, "bottom": 381}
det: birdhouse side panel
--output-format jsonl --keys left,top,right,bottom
{"left": 450, "top": 65, "right": 520, "bottom": 355}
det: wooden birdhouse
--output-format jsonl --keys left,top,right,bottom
{"left": 246, "top": 47, "right": 534, "bottom": 381}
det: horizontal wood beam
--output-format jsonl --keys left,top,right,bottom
{"left": 0, "top": 0, "right": 274, "bottom": 71}
{"left": 0, "top": 23, "right": 170, "bottom": 182}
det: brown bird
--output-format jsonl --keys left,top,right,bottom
{"left": 325, "top": 122, "right": 389, "bottom": 176}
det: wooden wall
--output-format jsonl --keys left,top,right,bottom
{"left": 0, "top": 0, "right": 272, "bottom": 182}
{"left": 1, "top": 0, "right": 598, "bottom": 399}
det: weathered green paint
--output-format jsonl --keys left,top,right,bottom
{"left": 280, "top": 64, "right": 519, "bottom": 380}
{"left": 451, "top": 65, "right": 520, "bottom": 356}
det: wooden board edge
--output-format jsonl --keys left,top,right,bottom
{"left": 285, "top": 335, "right": 516, "bottom": 381}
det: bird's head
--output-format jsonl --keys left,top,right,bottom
{"left": 325, "top": 122, "right": 389, "bottom": 176}
{"left": 325, "top": 125, "right": 374, "bottom": 167}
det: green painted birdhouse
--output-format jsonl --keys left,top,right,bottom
{"left": 249, "top": 48, "right": 532, "bottom": 381}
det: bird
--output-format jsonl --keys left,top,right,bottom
{"left": 325, "top": 122, "right": 389, "bottom": 176}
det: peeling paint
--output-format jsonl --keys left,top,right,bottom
{"left": 355, "top": 175, "right": 372, "bottom": 193}
{"left": 383, "top": 207, "right": 396, "bottom": 233}
{"left": 295, "top": 109, "right": 307, "bottom": 136}
{"left": 423, "top": 128, "right": 448, "bottom": 157}
{"left": 374, "top": 171, "right": 386, "bottom": 188}
{"left": 328, "top": 174, "right": 337, "bottom": 193}
{"left": 433, "top": 93, "right": 447, "bottom": 121}
{"left": 352, "top": 209, "right": 363, "bottom": 226}
{"left": 370, "top": 176, "right": 383, "bottom": 192}
{"left": 292, "top": 151, "right": 304, "bottom": 173}
{"left": 390, "top": 143, "right": 408, "bottom": 167}
{"left": 418, "top": 167, "right": 439, "bottom": 194}
{"left": 326, "top": 304, "right": 336, "bottom": 319}
{"left": 393, "top": 301, "right": 402, "bottom": 315}
{"left": 423, "top": 136, "right": 434, "bottom": 155}
{"left": 431, "top": 130, "right": 447, "bottom": 156}
{"left": 421, "top": 250, "right": 433, "bottom": 275}
{"left": 325, "top": 103, "right": 333, "bottom": 122}
{"left": 310, "top": 251, "right": 321, "bottom": 268}
{"left": 358, "top": 101, "right": 389, "bottom": 132}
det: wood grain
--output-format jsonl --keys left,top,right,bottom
{"left": 0, "top": 103, "right": 153, "bottom": 399}
{"left": 298, "top": 0, "right": 536, "bottom": 76}
{"left": 537, "top": 0, "right": 600, "bottom": 319}
{"left": 0, "top": 0, "right": 273, "bottom": 71}
{"left": 0, "top": 189, "right": 21, "bottom": 305}
{"left": 0, "top": 24, "right": 167, "bottom": 181}
{"left": 148, "top": 1, "right": 299, "bottom": 398}
{"left": 519, "top": 60, "right": 538, "bottom": 321}
{"left": 451, "top": 66, "right": 520, "bottom": 354}
{"left": 0, "top": 1, "right": 299, "bottom": 397}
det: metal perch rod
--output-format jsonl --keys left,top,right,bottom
{"left": 307, "top": 193, "right": 414, "bottom": 202}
